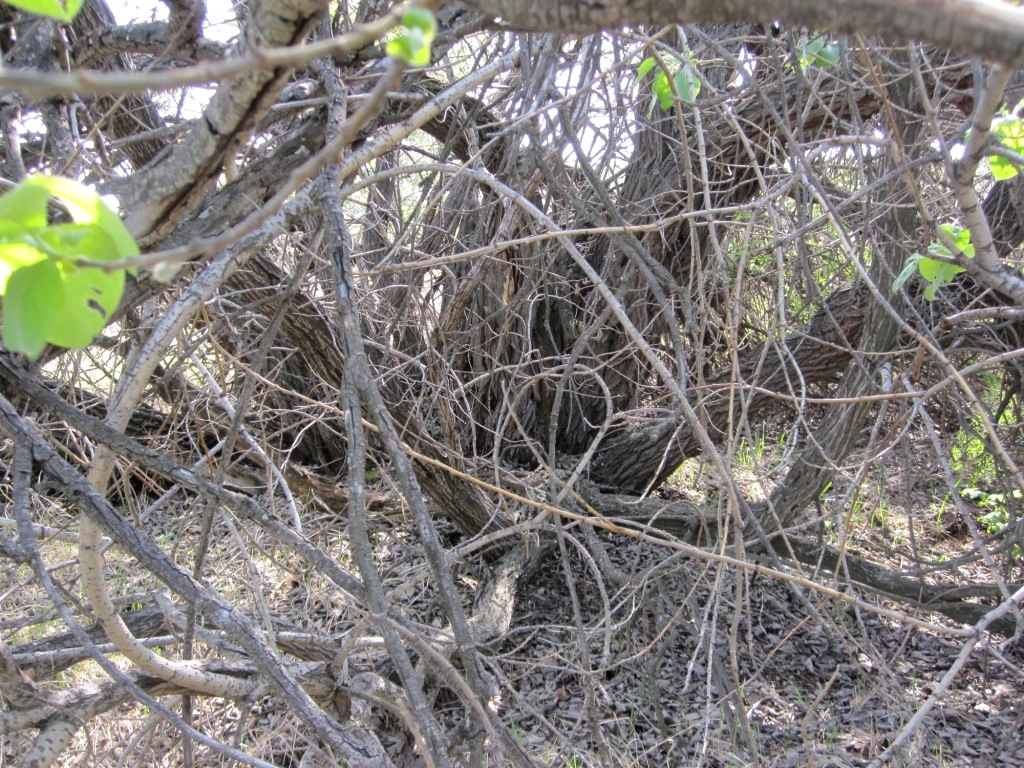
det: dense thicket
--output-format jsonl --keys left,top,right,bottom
{"left": 2, "top": 1, "right": 1024, "bottom": 766}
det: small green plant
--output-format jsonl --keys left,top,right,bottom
{"left": 735, "top": 426, "right": 771, "bottom": 466}
{"left": 963, "top": 487, "right": 1023, "bottom": 557}
{"left": 950, "top": 425, "right": 995, "bottom": 487}
{"left": 637, "top": 53, "right": 701, "bottom": 114}
{"left": 892, "top": 223, "right": 970, "bottom": 300}
{"left": 386, "top": 8, "right": 436, "bottom": 66}
{"left": 509, "top": 719, "right": 524, "bottom": 745}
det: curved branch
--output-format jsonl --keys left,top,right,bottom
{"left": 460, "top": 0, "right": 1024, "bottom": 69}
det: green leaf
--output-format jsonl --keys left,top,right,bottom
{"left": 674, "top": 64, "right": 701, "bottom": 104}
{"left": 990, "top": 116, "right": 1024, "bottom": 180}
{"left": 0, "top": 175, "right": 138, "bottom": 357}
{"left": 653, "top": 71, "right": 673, "bottom": 110}
{"left": 386, "top": 8, "right": 436, "bottom": 67}
{"left": 0, "top": 182, "right": 51, "bottom": 236}
{"left": 48, "top": 261, "right": 124, "bottom": 348}
{"left": 0, "top": 242, "right": 47, "bottom": 292}
{"left": 917, "top": 255, "right": 966, "bottom": 283}
{"left": 794, "top": 36, "right": 840, "bottom": 73}
{"left": 935, "top": 223, "right": 974, "bottom": 258}
{"left": 894, "top": 225, "right": 970, "bottom": 299}
{"left": 991, "top": 155, "right": 1019, "bottom": 181}
{"left": 917, "top": 257, "right": 967, "bottom": 300}
{"left": 27, "top": 176, "right": 138, "bottom": 263}
{"left": 960, "top": 487, "right": 987, "bottom": 502}
{"left": 637, "top": 52, "right": 700, "bottom": 111}
{"left": 2, "top": 259, "right": 63, "bottom": 359}
{"left": 892, "top": 252, "right": 923, "bottom": 294}
{"left": 402, "top": 7, "right": 436, "bottom": 36}
{"left": 40, "top": 224, "right": 124, "bottom": 347}
{"left": 636, "top": 57, "right": 657, "bottom": 81}
{"left": 2, "top": 0, "right": 83, "bottom": 22}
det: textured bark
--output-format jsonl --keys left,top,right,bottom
{"left": 750, "top": 59, "right": 922, "bottom": 535}
{"left": 121, "top": 0, "right": 324, "bottom": 243}
{"left": 573, "top": 484, "right": 1023, "bottom": 636}
{"left": 783, "top": 537, "right": 1021, "bottom": 636}
{"left": 589, "top": 284, "right": 869, "bottom": 491}
{"left": 459, "top": 0, "right": 1024, "bottom": 68}
{"left": 68, "top": 0, "right": 168, "bottom": 169}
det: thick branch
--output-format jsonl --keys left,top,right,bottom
{"left": 122, "top": 0, "right": 323, "bottom": 244}
{"left": 458, "top": 0, "right": 1024, "bottom": 69}
{"left": 589, "top": 284, "right": 869, "bottom": 491}
{"left": 576, "top": 486, "right": 1022, "bottom": 636}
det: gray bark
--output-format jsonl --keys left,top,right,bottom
{"left": 459, "top": 0, "right": 1024, "bottom": 68}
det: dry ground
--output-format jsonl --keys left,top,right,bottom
{"left": 3, "top": 437, "right": 1024, "bottom": 768}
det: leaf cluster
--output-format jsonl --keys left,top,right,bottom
{"left": 892, "top": 224, "right": 970, "bottom": 300}
{"left": 0, "top": 178, "right": 137, "bottom": 359}
{"left": 636, "top": 54, "right": 701, "bottom": 114}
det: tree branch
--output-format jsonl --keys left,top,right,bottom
{"left": 459, "top": 0, "right": 1024, "bottom": 69}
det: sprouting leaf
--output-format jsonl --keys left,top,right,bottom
{"left": 636, "top": 53, "right": 700, "bottom": 114}
{"left": 0, "top": 242, "right": 46, "bottom": 294}
{"left": 2, "top": 0, "right": 83, "bottom": 22}
{"left": 386, "top": 8, "right": 436, "bottom": 67}
{"left": 0, "top": 181, "right": 51, "bottom": 235}
{"left": 793, "top": 36, "right": 840, "bottom": 74}
{"left": 32, "top": 176, "right": 138, "bottom": 267}
{"left": 917, "top": 257, "right": 967, "bottom": 300}
{"left": 894, "top": 225, "right": 970, "bottom": 299}
{"left": 40, "top": 224, "right": 125, "bottom": 348}
{"left": 652, "top": 69, "right": 674, "bottom": 110}
{"left": 990, "top": 115, "right": 1024, "bottom": 180}
{"left": 934, "top": 223, "right": 974, "bottom": 258}
{"left": 674, "top": 63, "right": 701, "bottom": 104}
{"left": 891, "top": 252, "right": 923, "bottom": 294}
{"left": 636, "top": 57, "right": 657, "bottom": 81}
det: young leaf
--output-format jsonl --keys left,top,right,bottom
{"left": 402, "top": 7, "right": 436, "bottom": 36}
{"left": 936, "top": 223, "right": 974, "bottom": 258}
{"left": 892, "top": 252, "right": 923, "bottom": 294}
{"left": 0, "top": 176, "right": 138, "bottom": 358}
{"left": 990, "top": 116, "right": 1024, "bottom": 180}
{"left": 917, "top": 257, "right": 967, "bottom": 300}
{"left": 893, "top": 225, "right": 970, "bottom": 299}
{"left": 40, "top": 224, "right": 125, "bottom": 348}
{"left": 637, "top": 53, "right": 698, "bottom": 111}
{"left": 386, "top": 8, "right": 436, "bottom": 67}
{"left": 2, "top": 259, "right": 63, "bottom": 359}
{"left": 794, "top": 36, "right": 840, "bottom": 74}
{"left": 48, "top": 264, "right": 125, "bottom": 348}
{"left": 0, "top": 242, "right": 47, "bottom": 292}
{"left": 653, "top": 70, "right": 673, "bottom": 110}
{"left": 29, "top": 175, "right": 139, "bottom": 264}
{"left": 636, "top": 57, "right": 657, "bottom": 81}
{"left": 0, "top": 181, "right": 51, "bottom": 235}
{"left": 674, "top": 64, "right": 701, "bottom": 104}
